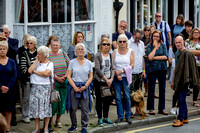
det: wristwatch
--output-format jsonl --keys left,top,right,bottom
{"left": 121, "top": 70, "right": 124, "bottom": 73}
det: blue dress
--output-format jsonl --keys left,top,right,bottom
{"left": 0, "top": 58, "right": 17, "bottom": 112}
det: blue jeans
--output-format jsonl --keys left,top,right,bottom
{"left": 147, "top": 70, "right": 166, "bottom": 111}
{"left": 113, "top": 77, "right": 131, "bottom": 119}
{"left": 178, "top": 89, "right": 188, "bottom": 121}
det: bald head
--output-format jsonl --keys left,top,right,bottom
{"left": 174, "top": 35, "right": 185, "bottom": 51}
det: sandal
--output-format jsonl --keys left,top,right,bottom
{"left": 193, "top": 102, "right": 200, "bottom": 107}
{"left": 32, "top": 129, "right": 40, "bottom": 133}
{"left": 149, "top": 110, "right": 155, "bottom": 115}
{"left": 158, "top": 110, "right": 168, "bottom": 115}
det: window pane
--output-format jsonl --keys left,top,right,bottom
{"left": 15, "top": 0, "right": 24, "bottom": 23}
{"left": 0, "top": 0, "right": 6, "bottom": 25}
{"left": 28, "top": 0, "right": 48, "bottom": 22}
{"left": 52, "top": 0, "right": 71, "bottom": 23}
{"left": 75, "top": 0, "right": 94, "bottom": 21}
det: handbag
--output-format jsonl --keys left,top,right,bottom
{"left": 49, "top": 75, "right": 60, "bottom": 103}
{"left": 100, "top": 86, "right": 112, "bottom": 98}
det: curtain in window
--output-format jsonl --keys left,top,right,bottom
{"left": 15, "top": 0, "right": 23, "bottom": 23}
{"left": 85, "top": 0, "right": 94, "bottom": 20}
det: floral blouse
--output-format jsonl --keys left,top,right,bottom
{"left": 185, "top": 39, "right": 200, "bottom": 66}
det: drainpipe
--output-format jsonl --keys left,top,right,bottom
{"left": 113, "top": 0, "right": 123, "bottom": 32}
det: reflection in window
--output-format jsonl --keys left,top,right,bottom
{"left": 28, "top": 0, "right": 48, "bottom": 22}
{"left": 52, "top": 0, "right": 71, "bottom": 23}
{"left": 75, "top": 0, "right": 94, "bottom": 21}
{"left": 137, "top": 0, "right": 141, "bottom": 28}
{"left": 15, "top": 0, "right": 24, "bottom": 23}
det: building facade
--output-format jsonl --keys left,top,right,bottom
{"left": 0, "top": 0, "right": 200, "bottom": 56}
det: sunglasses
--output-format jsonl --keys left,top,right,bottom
{"left": 156, "top": 15, "right": 161, "bottom": 17}
{"left": 102, "top": 43, "right": 110, "bottom": 46}
{"left": 119, "top": 41, "right": 126, "bottom": 43}
{"left": 27, "top": 42, "right": 34, "bottom": 44}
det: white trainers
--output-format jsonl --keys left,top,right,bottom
{"left": 170, "top": 107, "right": 177, "bottom": 115}
{"left": 23, "top": 117, "right": 30, "bottom": 123}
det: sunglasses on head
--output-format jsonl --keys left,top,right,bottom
{"left": 119, "top": 41, "right": 126, "bottom": 43}
{"left": 102, "top": 43, "right": 110, "bottom": 46}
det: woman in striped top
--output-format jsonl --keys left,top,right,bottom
{"left": 48, "top": 38, "right": 70, "bottom": 128}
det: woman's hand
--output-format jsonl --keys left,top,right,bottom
{"left": 170, "top": 82, "right": 174, "bottom": 90}
{"left": 55, "top": 76, "right": 65, "bottom": 84}
{"left": 106, "top": 79, "right": 113, "bottom": 87}
{"left": 115, "top": 70, "right": 122, "bottom": 76}
{"left": 1, "top": 86, "right": 9, "bottom": 93}
{"left": 74, "top": 86, "right": 80, "bottom": 92}
{"left": 153, "top": 40, "right": 158, "bottom": 49}
{"left": 79, "top": 86, "right": 87, "bottom": 92}
{"left": 117, "top": 75, "right": 122, "bottom": 81}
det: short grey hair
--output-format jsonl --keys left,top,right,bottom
{"left": 2, "top": 25, "right": 10, "bottom": 31}
{"left": 0, "top": 41, "right": 8, "bottom": 49}
{"left": 117, "top": 34, "right": 129, "bottom": 48}
{"left": 101, "top": 33, "right": 110, "bottom": 39}
{"left": 50, "top": 38, "right": 61, "bottom": 46}
{"left": 37, "top": 46, "right": 49, "bottom": 58}
{"left": 75, "top": 43, "right": 86, "bottom": 56}
{"left": 27, "top": 36, "right": 37, "bottom": 47}
{"left": 120, "top": 20, "right": 127, "bottom": 24}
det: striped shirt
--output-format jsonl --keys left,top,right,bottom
{"left": 48, "top": 52, "right": 70, "bottom": 77}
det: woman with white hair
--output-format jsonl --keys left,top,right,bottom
{"left": 112, "top": 34, "right": 134, "bottom": 124}
{"left": 19, "top": 35, "right": 37, "bottom": 123}
{"left": 0, "top": 41, "right": 17, "bottom": 133}
{"left": 28, "top": 46, "right": 54, "bottom": 133}
{"left": 66, "top": 43, "right": 93, "bottom": 133}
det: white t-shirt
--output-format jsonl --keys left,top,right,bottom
{"left": 30, "top": 62, "right": 54, "bottom": 85}
{"left": 101, "top": 54, "right": 111, "bottom": 82}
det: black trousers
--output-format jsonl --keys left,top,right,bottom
{"left": 94, "top": 79, "right": 112, "bottom": 119}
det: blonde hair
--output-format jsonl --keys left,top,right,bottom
{"left": 0, "top": 41, "right": 8, "bottom": 49}
{"left": 99, "top": 38, "right": 111, "bottom": 52}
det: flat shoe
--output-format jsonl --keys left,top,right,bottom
{"left": 193, "top": 102, "right": 200, "bottom": 107}
{"left": 149, "top": 110, "right": 155, "bottom": 115}
{"left": 55, "top": 122, "right": 62, "bottom": 128}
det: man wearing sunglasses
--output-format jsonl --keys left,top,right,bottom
{"left": 151, "top": 12, "right": 172, "bottom": 50}
{"left": 128, "top": 29, "right": 146, "bottom": 117}
{"left": 112, "top": 20, "right": 132, "bottom": 49}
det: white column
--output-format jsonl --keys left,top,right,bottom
{"left": 24, "top": 0, "right": 28, "bottom": 34}
{"left": 71, "top": 0, "right": 75, "bottom": 42}
{"left": 173, "top": 0, "right": 178, "bottom": 24}
{"left": 5, "top": 0, "right": 13, "bottom": 37}
{"left": 152, "top": 0, "right": 156, "bottom": 22}
{"left": 147, "top": 0, "right": 150, "bottom": 25}
{"left": 140, "top": 0, "right": 144, "bottom": 28}
{"left": 185, "top": 0, "right": 189, "bottom": 21}
{"left": 48, "top": 0, "right": 52, "bottom": 35}
{"left": 194, "top": 0, "right": 198, "bottom": 27}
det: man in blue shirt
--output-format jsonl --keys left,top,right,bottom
{"left": 151, "top": 12, "right": 172, "bottom": 49}
{"left": 112, "top": 20, "right": 132, "bottom": 49}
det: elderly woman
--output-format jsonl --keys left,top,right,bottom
{"left": 68, "top": 31, "right": 88, "bottom": 60}
{"left": 146, "top": 30, "right": 168, "bottom": 115}
{"left": 28, "top": 46, "right": 54, "bottom": 133}
{"left": 46, "top": 35, "right": 59, "bottom": 51}
{"left": 94, "top": 37, "right": 114, "bottom": 126}
{"left": 18, "top": 34, "right": 31, "bottom": 58}
{"left": 0, "top": 41, "right": 17, "bottom": 133}
{"left": 66, "top": 43, "right": 93, "bottom": 133}
{"left": 19, "top": 36, "right": 37, "bottom": 123}
{"left": 112, "top": 34, "right": 134, "bottom": 124}
{"left": 48, "top": 38, "right": 70, "bottom": 128}
{"left": 185, "top": 28, "right": 200, "bottom": 106}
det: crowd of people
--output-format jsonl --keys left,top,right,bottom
{"left": 0, "top": 12, "right": 200, "bottom": 133}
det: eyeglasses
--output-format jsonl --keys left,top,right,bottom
{"left": 153, "top": 35, "right": 160, "bottom": 38}
{"left": 135, "top": 37, "right": 140, "bottom": 40}
{"left": 119, "top": 41, "right": 126, "bottom": 43}
{"left": 144, "top": 30, "right": 151, "bottom": 31}
{"left": 156, "top": 15, "right": 161, "bottom": 17}
{"left": 193, "top": 32, "right": 199, "bottom": 34}
{"left": 102, "top": 43, "right": 110, "bottom": 46}
{"left": 120, "top": 25, "right": 126, "bottom": 29}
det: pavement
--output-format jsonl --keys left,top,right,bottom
{"left": 11, "top": 80, "right": 200, "bottom": 133}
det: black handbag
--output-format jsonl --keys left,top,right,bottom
{"left": 100, "top": 86, "right": 112, "bottom": 98}
{"left": 49, "top": 75, "right": 60, "bottom": 103}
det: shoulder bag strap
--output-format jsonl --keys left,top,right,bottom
{"left": 48, "top": 62, "right": 55, "bottom": 90}
{"left": 25, "top": 51, "right": 31, "bottom": 66}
